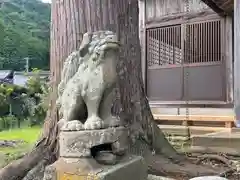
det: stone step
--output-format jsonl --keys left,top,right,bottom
{"left": 151, "top": 107, "right": 234, "bottom": 116}
{"left": 191, "top": 128, "right": 240, "bottom": 155}
{"left": 151, "top": 107, "right": 235, "bottom": 128}
{"left": 158, "top": 125, "right": 226, "bottom": 136}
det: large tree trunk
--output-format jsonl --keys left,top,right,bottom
{"left": 0, "top": 0, "right": 220, "bottom": 179}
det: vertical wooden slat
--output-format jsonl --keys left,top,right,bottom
{"left": 181, "top": 24, "right": 185, "bottom": 65}
{"left": 167, "top": 27, "right": 169, "bottom": 65}
{"left": 168, "top": 27, "right": 171, "bottom": 64}
{"left": 189, "top": 24, "right": 192, "bottom": 63}
{"left": 157, "top": 27, "right": 160, "bottom": 65}
{"left": 210, "top": 21, "right": 213, "bottom": 62}
{"left": 148, "top": 30, "right": 150, "bottom": 66}
{"left": 202, "top": 22, "right": 205, "bottom": 63}
{"left": 154, "top": 28, "right": 156, "bottom": 65}
{"left": 179, "top": 26, "right": 181, "bottom": 63}
{"left": 197, "top": 23, "right": 200, "bottom": 63}
{"left": 160, "top": 27, "right": 163, "bottom": 65}
{"left": 163, "top": 26, "right": 166, "bottom": 65}
{"left": 146, "top": 30, "right": 149, "bottom": 67}
{"left": 213, "top": 21, "right": 216, "bottom": 61}
{"left": 203, "top": 22, "right": 207, "bottom": 62}
{"left": 155, "top": 28, "right": 158, "bottom": 64}
{"left": 190, "top": 24, "right": 193, "bottom": 63}
{"left": 149, "top": 30, "right": 152, "bottom": 66}
{"left": 218, "top": 20, "right": 221, "bottom": 61}
{"left": 172, "top": 26, "right": 175, "bottom": 64}
{"left": 206, "top": 22, "right": 209, "bottom": 62}
{"left": 177, "top": 26, "right": 180, "bottom": 64}
{"left": 199, "top": 22, "right": 202, "bottom": 63}
{"left": 221, "top": 20, "right": 224, "bottom": 62}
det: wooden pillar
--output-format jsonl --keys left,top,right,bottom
{"left": 234, "top": 1, "right": 240, "bottom": 127}
{"left": 225, "top": 16, "right": 233, "bottom": 103}
{"left": 139, "top": 0, "right": 147, "bottom": 90}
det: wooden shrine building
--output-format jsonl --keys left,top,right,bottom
{"left": 138, "top": 0, "right": 238, "bottom": 128}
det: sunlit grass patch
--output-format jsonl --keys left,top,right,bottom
{"left": 0, "top": 126, "right": 41, "bottom": 167}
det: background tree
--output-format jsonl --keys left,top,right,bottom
{"left": 0, "top": 0, "right": 50, "bottom": 70}
{"left": 0, "top": 0, "right": 217, "bottom": 179}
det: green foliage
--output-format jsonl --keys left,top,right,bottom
{"left": 0, "top": 0, "right": 51, "bottom": 70}
{"left": 0, "top": 69, "right": 50, "bottom": 130}
{"left": 24, "top": 68, "right": 50, "bottom": 125}
{"left": 25, "top": 68, "right": 42, "bottom": 94}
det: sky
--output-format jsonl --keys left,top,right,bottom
{"left": 41, "top": 0, "right": 51, "bottom": 3}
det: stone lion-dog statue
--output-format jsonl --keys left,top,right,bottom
{"left": 57, "top": 31, "right": 122, "bottom": 130}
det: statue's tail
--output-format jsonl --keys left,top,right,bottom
{"left": 56, "top": 32, "right": 92, "bottom": 112}
{"left": 57, "top": 32, "right": 92, "bottom": 97}
{"left": 56, "top": 51, "right": 81, "bottom": 112}
{"left": 58, "top": 52, "right": 80, "bottom": 96}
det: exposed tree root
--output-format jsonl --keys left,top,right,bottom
{"left": 195, "top": 154, "right": 237, "bottom": 178}
{"left": 0, "top": 145, "right": 53, "bottom": 180}
{"left": 145, "top": 154, "right": 219, "bottom": 179}
{"left": 196, "top": 154, "right": 232, "bottom": 167}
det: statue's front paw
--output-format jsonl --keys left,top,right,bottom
{"left": 61, "top": 120, "right": 84, "bottom": 131}
{"left": 84, "top": 116, "right": 104, "bottom": 130}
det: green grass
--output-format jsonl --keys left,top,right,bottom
{"left": 0, "top": 126, "right": 41, "bottom": 167}
{"left": 0, "top": 126, "right": 41, "bottom": 143}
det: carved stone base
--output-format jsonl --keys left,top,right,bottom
{"left": 42, "top": 155, "right": 148, "bottom": 180}
{"left": 59, "top": 127, "right": 129, "bottom": 158}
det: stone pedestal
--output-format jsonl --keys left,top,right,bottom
{"left": 43, "top": 155, "right": 147, "bottom": 180}
{"left": 43, "top": 127, "right": 148, "bottom": 180}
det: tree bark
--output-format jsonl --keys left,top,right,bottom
{"left": 0, "top": 0, "right": 220, "bottom": 179}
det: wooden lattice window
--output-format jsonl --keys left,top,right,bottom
{"left": 147, "top": 25, "right": 182, "bottom": 67}
{"left": 146, "top": 19, "right": 223, "bottom": 67}
{"left": 184, "top": 20, "right": 222, "bottom": 64}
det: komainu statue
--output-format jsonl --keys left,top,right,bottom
{"left": 56, "top": 31, "right": 121, "bottom": 130}
{"left": 42, "top": 31, "right": 147, "bottom": 180}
